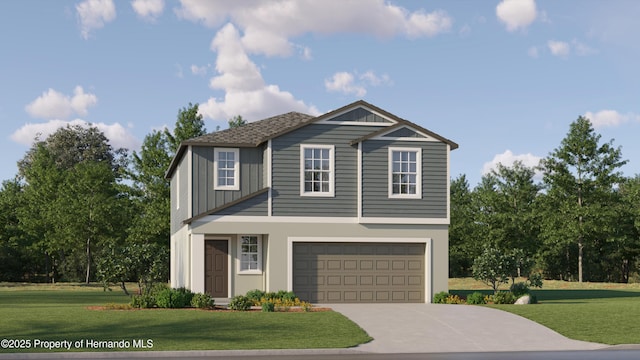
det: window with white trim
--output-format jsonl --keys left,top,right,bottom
{"left": 214, "top": 148, "right": 239, "bottom": 190}
{"left": 389, "top": 147, "right": 422, "bottom": 199}
{"left": 238, "top": 235, "right": 261, "bottom": 273}
{"left": 300, "top": 144, "right": 335, "bottom": 197}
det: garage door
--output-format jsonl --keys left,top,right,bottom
{"left": 293, "top": 242, "right": 425, "bottom": 303}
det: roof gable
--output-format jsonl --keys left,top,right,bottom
{"left": 321, "top": 107, "right": 394, "bottom": 124}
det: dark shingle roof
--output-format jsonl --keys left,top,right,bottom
{"left": 184, "top": 111, "right": 315, "bottom": 147}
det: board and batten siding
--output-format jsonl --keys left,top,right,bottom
{"left": 271, "top": 124, "right": 386, "bottom": 217}
{"left": 362, "top": 140, "right": 448, "bottom": 218}
{"left": 171, "top": 153, "right": 189, "bottom": 234}
{"left": 191, "top": 145, "right": 266, "bottom": 217}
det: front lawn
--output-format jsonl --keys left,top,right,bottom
{"left": 0, "top": 284, "right": 371, "bottom": 352}
{"left": 450, "top": 278, "right": 640, "bottom": 345}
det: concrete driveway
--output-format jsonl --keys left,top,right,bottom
{"left": 328, "top": 303, "right": 607, "bottom": 353}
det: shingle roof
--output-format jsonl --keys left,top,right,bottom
{"left": 183, "top": 111, "right": 315, "bottom": 147}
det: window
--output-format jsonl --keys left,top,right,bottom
{"left": 389, "top": 147, "right": 422, "bottom": 199}
{"left": 239, "top": 235, "right": 261, "bottom": 273}
{"left": 214, "top": 148, "right": 239, "bottom": 190}
{"left": 300, "top": 144, "right": 335, "bottom": 197}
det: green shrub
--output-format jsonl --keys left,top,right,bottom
{"left": 433, "top": 291, "right": 449, "bottom": 304}
{"left": 228, "top": 295, "right": 253, "bottom": 311}
{"left": 492, "top": 291, "right": 516, "bottom": 304}
{"left": 130, "top": 294, "right": 156, "bottom": 308}
{"left": 528, "top": 273, "right": 544, "bottom": 288}
{"left": 245, "top": 289, "right": 266, "bottom": 304}
{"left": 510, "top": 282, "right": 530, "bottom": 297}
{"left": 275, "top": 290, "right": 297, "bottom": 302}
{"left": 466, "top": 292, "right": 486, "bottom": 305}
{"left": 156, "top": 287, "right": 194, "bottom": 308}
{"left": 191, "top": 293, "right": 215, "bottom": 309}
{"left": 261, "top": 301, "right": 275, "bottom": 312}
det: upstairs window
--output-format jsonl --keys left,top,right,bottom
{"left": 389, "top": 147, "right": 421, "bottom": 199}
{"left": 239, "top": 235, "right": 261, "bottom": 273}
{"left": 214, "top": 148, "right": 239, "bottom": 190}
{"left": 300, "top": 144, "right": 335, "bottom": 197}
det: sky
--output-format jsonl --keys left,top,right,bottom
{"left": 1, "top": 0, "right": 640, "bottom": 187}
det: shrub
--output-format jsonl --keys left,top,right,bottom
{"left": 130, "top": 294, "right": 156, "bottom": 308}
{"left": 528, "top": 273, "right": 544, "bottom": 288}
{"left": 191, "top": 293, "right": 215, "bottom": 309}
{"left": 156, "top": 287, "right": 194, "bottom": 308}
{"left": 433, "top": 291, "right": 449, "bottom": 304}
{"left": 275, "top": 290, "right": 297, "bottom": 302}
{"left": 261, "top": 301, "right": 275, "bottom": 312}
{"left": 466, "top": 292, "right": 486, "bottom": 305}
{"left": 492, "top": 291, "right": 516, "bottom": 304}
{"left": 510, "top": 282, "right": 530, "bottom": 298}
{"left": 228, "top": 295, "right": 253, "bottom": 311}
{"left": 300, "top": 301, "right": 313, "bottom": 312}
{"left": 245, "top": 289, "right": 266, "bottom": 305}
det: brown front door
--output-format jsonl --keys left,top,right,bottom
{"left": 205, "top": 240, "right": 228, "bottom": 298}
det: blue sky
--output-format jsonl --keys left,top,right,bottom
{"left": 1, "top": 0, "right": 639, "bottom": 187}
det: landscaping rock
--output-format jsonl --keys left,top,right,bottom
{"left": 515, "top": 295, "right": 531, "bottom": 305}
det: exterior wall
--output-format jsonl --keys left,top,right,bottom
{"left": 190, "top": 219, "right": 449, "bottom": 301}
{"left": 216, "top": 192, "right": 268, "bottom": 216}
{"left": 170, "top": 224, "right": 191, "bottom": 289}
{"left": 171, "top": 154, "right": 189, "bottom": 235}
{"left": 362, "top": 140, "right": 448, "bottom": 218}
{"left": 192, "top": 146, "right": 265, "bottom": 216}
{"left": 271, "top": 124, "right": 386, "bottom": 217}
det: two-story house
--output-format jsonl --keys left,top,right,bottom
{"left": 166, "top": 100, "right": 458, "bottom": 303}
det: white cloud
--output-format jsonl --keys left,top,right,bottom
{"left": 76, "top": 0, "right": 116, "bottom": 39}
{"left": 198, "top": 23, "right": 319, "bottom": 121}
{"left": 131, "top": 0, "right": 164, "bottom": 21}
{"left": 584, "top": 110, "right": 640, "bottom": 128}
{"left": 496, "top": 0, "right": 537, "bottom": 32}
{"left": 175, "top": 0, "right": 452, "bottom": 57}
{"left": 25, "top": 86, "right": 98, "bottom": 120}
{"left": 572, "top": 39, "right": 596, "bottom": 56}
{"left": 190, "top": 64, "right": 209, "bottom": 76}
{"left": 325, "top": 70, "right": 392, "bottom": 97}
{"left": 11, "top": 119, "right": 140, "bottom": 151}
{"left": 482, "top": 150, "right": 542, "bottom": 175}
{"left": 547, "top": 40, "right": 570, "bottom": 57}
{"left": 325, "top": 72, "right": 366, "bottom": 97}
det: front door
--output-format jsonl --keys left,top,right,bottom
{"left": 205, "top": 240, "right": 228, "bottom": 298}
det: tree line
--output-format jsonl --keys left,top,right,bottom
{"left": 451, "top": 116, "right": 640, "bottom": 283}
{"left": 0, "top": 104, "right": 211, "bottom": 290}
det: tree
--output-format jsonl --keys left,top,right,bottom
{"left": 449, "top": 175, "right": 481, "bottom": 277}
{"left": 228, "top": 115, "right": 247, "bottom": 129}
{"left": 17, "top": 125, "right": 128, "bottom": 282}
{"left": 164, "top": 103, "right": 206, "bottom": 153}
{"left": 472, "top": 246, "right": 513, "bottom": 293}
{"left": 538, "top": 116, "right": 627, "bottom": 282}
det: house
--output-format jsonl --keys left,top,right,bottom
{"left": 165, "top": 100, "right": 458, "bottom": 303}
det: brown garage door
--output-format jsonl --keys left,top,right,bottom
{"left": 293, "top": 242, "right": 425, "bottom": 303}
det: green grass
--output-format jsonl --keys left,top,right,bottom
{"left": 0, "top": 284, "right": 371, "bottom": 353}
{"left": 449, "top": 278, "right": 640, "bottom": 345}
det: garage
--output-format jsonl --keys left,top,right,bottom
{"left": 292, "top": 242, "right": 425, "bottom": 303}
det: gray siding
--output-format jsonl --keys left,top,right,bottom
{"left": 383, "top": 127, "right": 425, "bottom": 138}
{"left": 362, "top": 140, "right": 447, "bottom": 218}
{"left": 327, "top": 108, "right": 391, "bottom": 123}
{"left": 171, "top": 154, "right": 189, "bottom": 234}
{"left": 192, "top": 146, "right": 265, "bottom": 217}
{"left": 216, "top": 191, "right": 268, "bottom": 216}
{"left": 272, "top": 124, "right": 386, "bottom": 217}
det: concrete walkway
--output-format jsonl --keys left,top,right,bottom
{"left": 327, "top": 303, "right": 607, "bottom": 353}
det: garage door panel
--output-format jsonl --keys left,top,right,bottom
{"left": 293, "top": 242, "right": 425, "bottom": 303}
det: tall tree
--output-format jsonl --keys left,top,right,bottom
{"left": 128, "top": 103, "right": 207, "bottom": 246}
{"left": 164, "top": 103, "right": 206, "bottom": 153}
{"left": 538, "top": 116, "right": 627, "bottom": 282}
{"left": 449, "top": 174, "right": 481, "bottom": 277}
